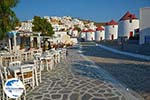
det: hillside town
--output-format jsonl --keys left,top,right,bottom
{"left": 10, "top": 8, "right": 149, "bottom": 54}
{"left": 0, "top": 0, "right": 150, "bottom": 100}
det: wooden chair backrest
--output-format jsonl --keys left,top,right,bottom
{"left": 9, "top": 61, "right": 21, "bottom": 67}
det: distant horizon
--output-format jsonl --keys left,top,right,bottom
{"left": 14, "top": 0, "right": 150, "bottom": 22}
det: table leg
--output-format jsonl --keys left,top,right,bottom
{"left": 14, "top": 72, "right": 17, "bottom": 78}
{"left": 34, "top": 68, "right": 39, "bottom": 86}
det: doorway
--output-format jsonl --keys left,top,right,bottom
{"left": 111, "top": 34, "right": 114, "bottom": 40}
{"left": 100, "top": 37, "right": 102, "bottom": 40}
{"left": 130, "top": 31, "right": 133, "bottom": 38}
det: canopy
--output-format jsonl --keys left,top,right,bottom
{"left": 7, "top": 31, "right": 18, "bottom": 38}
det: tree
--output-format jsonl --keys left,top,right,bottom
{"left": 0, "top": 0, "right": 19, "bottom": 40}
{"left": 32, "top": 16, "right": 54, "bottom": 50}
{"left": 32, "top": 16, "right": 54, "bottom": 36}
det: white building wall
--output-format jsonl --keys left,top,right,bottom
{"left": 118, "top": 19, "right": 139, "bottom": 38}
{"left": 105, "top": 25, "right": 118, "bottom": 40}
{"left": 80, "top": 32, "right": 86, "bottom": 39}
{"left": 68, "top": 30, "right": 72, "bottom": 35}
{"left": 19, "top": 21, "right": 33, "bottom": 32}
{"left": 95, "top": 31, "right": 105, "bottom": 41}
{"left": 72, "top": 30, "right": 78, "bottom": 37}
{"left": 140, "top": 8, "right": 150, "bottom": 45}
{"left": 86, "top": 32, "right": 95, "bottom": 41}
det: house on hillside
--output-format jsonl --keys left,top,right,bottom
{"left": 19, "top": 20, "right": 33, "bottom": 32}
{"left": 72, "top": 28, "right": 78, "bottom": 37}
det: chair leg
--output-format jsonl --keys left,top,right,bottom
{"left": 32, "top": 71, "right": 35, "bottom": 89}
{"left": 46, "top": 60, "right": 49, "bottom": 71}
{"left": 2, "top": 91, "right": 5, "bottom": 100}
{"left": 6, "top": 95, "right": 9, "bottom": 100}
{"left": 50, "top": 61, "right": 52, "bottom": 71}
{"left": 39, "top": 71, "right": 42, "bottom": 83}
{"left": 35, "top": 69, "right": 39, "bottom": 86}
{"left": 23, "top": 88, "right": 26, "bottom": 100}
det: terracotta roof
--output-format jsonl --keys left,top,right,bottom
{"left": 81, "top": 29, "right": 87, "bottom": 32}
{"left": 106, "top": 20, "right": 118, "bottom": 25}
{"left": 119, "top": 11, "right": 137, "bottom": 21}
{"left": 96, "top": 26, "right": 104, "bottom": 31}
{"left": 87, "top": 29, "right": 95, "bottom": 32}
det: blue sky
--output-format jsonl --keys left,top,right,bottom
{"left": 14, "top": 0, "right": 150, "bottom": 22}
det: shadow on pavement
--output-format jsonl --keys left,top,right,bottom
{"left": 81, "top": 45, "right": 149, "bottom": 62}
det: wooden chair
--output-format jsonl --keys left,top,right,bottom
{"left": 33, "top": 53, "right": 41, "bottom": 60}
{"left": 0, "top": 67, "right": 6, "bottom": 100}
{"left": 47, "top": 57, "right": 54, "bottom": 71}
{"left": 57, "top": 51, "right": 61, "bottom": 63}
{"left": 34, "top": 59, "right": 42, "bottom": 86}
{"left": 20, "top": 65, "right": 35, "bottom": 92}
{"left": 0, "top": 67, "right": 26, "bottom": 100}
{"left": 9, "top": 61, "right": 21, "bottom": 67}
{"left": 53, "top": 54, "right": 58, "bottom": 66}
{"left": 45, "top": 57, "right": 53, "bottom": 71}
{"left": 1, "top": 56, "right": 10, "bottom": 67}
{"left": 60, "top": 50, "right": 65, "bottom": 60}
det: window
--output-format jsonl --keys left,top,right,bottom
{"left": 129, "top": 20, "right": 132, "bottom": 23}
{"left": 58, "top": 34, "right": 61, "bottom": 37}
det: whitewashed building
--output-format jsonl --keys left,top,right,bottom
{"left": 95, "top": 26, "right": 105, "bottom": 41}
{"left": 85, "top": 29, "right": 95, "bottom": 41}
{"left": 68, "top": 28, "right": 73, "bottom": 35}
{"left": 140, "top": 8, "right": 150, "bottom": 44}
{"left": 72, "top": 28, "right": 78, "bottom": 37}
{"left": 118, "top": 11, "right": 139, "bottom": 39}
{"left": 19, "top": 20, "right": 33, "bottom": 32}
{"left": 105, "top": 20, "right": 118, "bottom": 40}
{"left": 54, "top": 31, "right": 70, "bottom": 44}
{"left": 80, "top": 29, "right": 87, "bottom": 40}
{"left": 88, "top": 22, "right": 97, "bottom": 30}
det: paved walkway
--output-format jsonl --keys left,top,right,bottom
{"left": 26, "top": 47, "right": 138, "bottom": 100}
{"left": 81, "top": 43, "right": 150, "bottom": 100}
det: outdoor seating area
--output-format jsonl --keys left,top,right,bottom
{"left": 0, "top": 45, "right": 67, "bottom": 100}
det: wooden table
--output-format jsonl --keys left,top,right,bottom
{"left": 7, "top": 64, "right": 39, "bottom": 86}
{"left": 40, "top": 54, "right": 54, "bottom": 71}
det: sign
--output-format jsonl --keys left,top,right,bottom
{"left": 3, "top": 78, "right": 25, "bottom": 99}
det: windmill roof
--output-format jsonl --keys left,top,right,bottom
{"left": 119, "top": 11, "right": 137, "bottom": 21}
{"left": 106, "top": 20, "right": 118, "bottom": 25}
